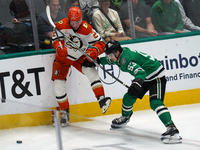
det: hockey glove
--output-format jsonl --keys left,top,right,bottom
{"left": 86, "top": 47, "right": 99, "bottom": 62}
{"left": 82, "top": 57, "right": 100, "bottom": 67}
{"left": 96, "top": 57, "right": 100, "bottom": 65}
{"left": 128, "top": 78, "right": 144, "bottom": 96}
{"left": 82, "top": 59, "right": 96, "bottom": 67}
{"left": 57, "top": 46, "right": 68, "bottom": 58}
{"left": 53, "top": 40, "right": 68, "bottom": 58}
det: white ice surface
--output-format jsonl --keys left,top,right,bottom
{"left": 0, "top": 104, "right": 200, "bottom": 150}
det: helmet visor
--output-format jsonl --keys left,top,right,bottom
{"left": 107, "top": 53, "right": 116, "bottom": 59}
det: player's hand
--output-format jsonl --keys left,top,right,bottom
{"left": 96, "top": 57, "right": 100, "bottom": 65}
{"left": 82, "top": 59, "right": 96, "bottom": 67}
{"left": 86, "top": 48, "right": 98, "bottom": 62}
{"left": 128, "top": 78, "right": 144, "bottom": 96}
{"left": 57, "top": 46, "right": 68, "bottom": 58}
{"left": 53, "top": 40, "right": 67, "bottom": 58}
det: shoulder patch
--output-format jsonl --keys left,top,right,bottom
{"left": 121, "top": 58, "right": 126, "bottom": 65}
{"left": 83, "top": 23, "right": 88, "bottom": 29}
{"left": 78, "top": 20, "right": 92, "bottom": 35}
{"left": 58, "top": 20, "right": 63, "bottom": 24}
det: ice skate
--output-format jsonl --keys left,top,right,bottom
{"left": 98, "top": 96, "right": 111, "bottom": 114}
{"left": 60, "top": 109, "right": 69, "bottom": 127}
{"left": 52, "top": 108, "right": 69, "bottom": 127}
{"left": 111, "top": 112, "right": 133, "bottom": 129}
{"left": 161, "top": 123, "right": 182, "bottom": 144}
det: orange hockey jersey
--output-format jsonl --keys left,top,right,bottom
{"left": 52, "top": 18, "right": 105, "bottom": 64}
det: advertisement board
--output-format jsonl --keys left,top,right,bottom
{"left": 0, "top": 35, "right": 200, "bottom": 116}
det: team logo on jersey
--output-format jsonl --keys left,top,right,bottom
{"left": 54, "top": 70, "right": 60, "bottom": 75}
{"left": 66, "top": 35, "right": 83, "bottom": 51}
{"left": 121, "top": 58, "right": 126, "bottom": 65}
{"left": 83, "top": 23, "right": 88, "bottom": 29}
{"left": 58, "top": 20, "right": 63, "bottom": 24}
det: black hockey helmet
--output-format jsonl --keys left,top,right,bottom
{"left": 104, "top": 40, "right": 123, "bottom": 55}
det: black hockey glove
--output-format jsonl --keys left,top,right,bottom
{"left": 82, "top": 59, "right": 96, "bottom": 67}
{"left": 128, "top": 78, "right": 144, "bottom": 96}
{"left": 96, "top": 57, "right": 100, "bottom": 65}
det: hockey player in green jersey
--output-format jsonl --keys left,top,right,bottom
{"left": 100, "top": 40, "right": 182, "bottom": 144}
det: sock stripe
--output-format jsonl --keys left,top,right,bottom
{"left": 122, "top": 104, "right": 133, "bottom": 112}
{"left": 91, "top": 80, "right": 101, "bottom": 86}
{"left": 56, "top": 93, "right": 67, "bottom": 100}
{"left": 157, "top": 110, "right": 169, "bottom": 117}
{"left": 155, "top": 106, "right": 169, "bottom": 116}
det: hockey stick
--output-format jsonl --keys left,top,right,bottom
{"left": 46, "top": 6, "right": 129, "bottom": 89}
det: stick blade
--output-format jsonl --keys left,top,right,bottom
{"left": 46, "top": 5, "right": 56, "bottom": 28}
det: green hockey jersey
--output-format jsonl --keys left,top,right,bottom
{"left": 100, "top": 47, "right": 165, "bottom": 81}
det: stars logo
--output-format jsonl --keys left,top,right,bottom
{"left": 121, "top": 58, "right": 127, "bottom": 65}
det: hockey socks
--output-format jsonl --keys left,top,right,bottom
{"left": 150, "top": 99, "right": 173, "bottom": 126}
{"left": 150, "top": 99, "right": 182, "bottom": 144}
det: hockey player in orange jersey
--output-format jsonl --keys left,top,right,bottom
{"left": 51, "top": 7, "right": 111, "bottom": 126}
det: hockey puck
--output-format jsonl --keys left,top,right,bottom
{"left": 16, "top": 140, "right": 22, "bottom": 144}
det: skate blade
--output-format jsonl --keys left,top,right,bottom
{"left": 102, "top": 99, "right": 111, "bottom": 114}
{"left": 53, "top": 122, "right": 69, "bottom": 127}
{"left": 110, "top": 124, "right": 126, "bottom": 129}
{"left": 161, "top": 138, "right": 182, "bottom": 144}
{"left": 161, "top": 134, "right": 182, "bottom": 144}
{"left": 61, "top": 122, "right": 69, "bottom": 127}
